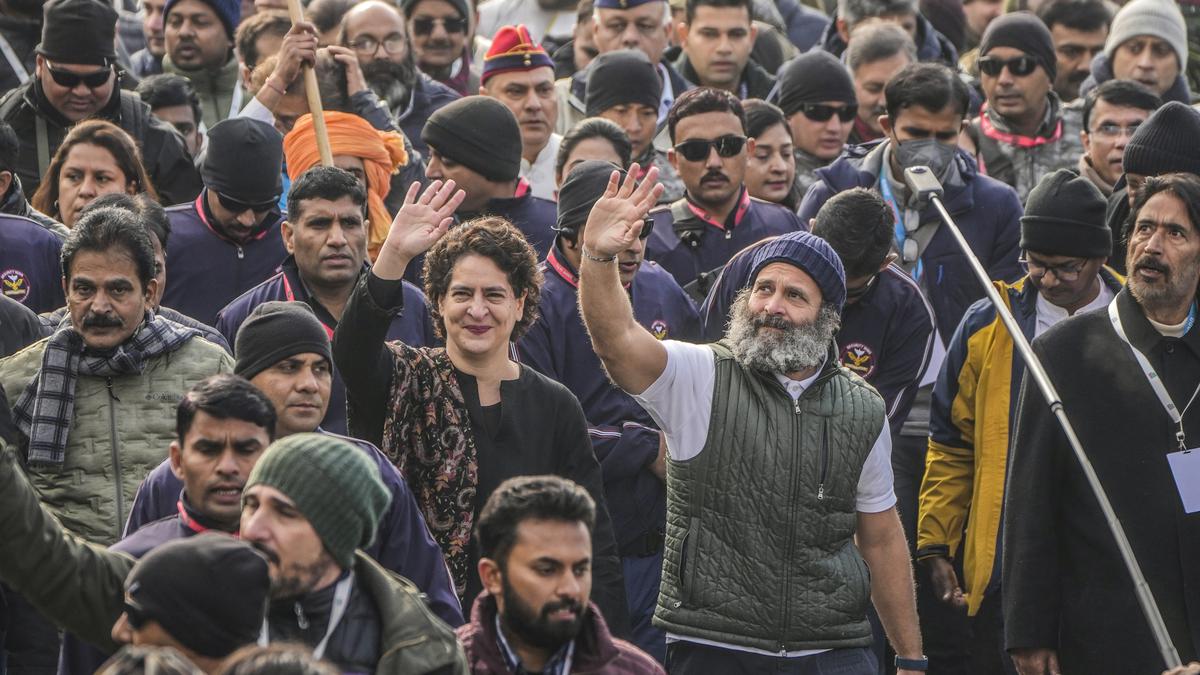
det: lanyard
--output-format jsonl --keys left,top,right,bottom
{"left": 259, "top": 572, "right": 354, "bottom": 660}
{"left": 878, "top": 173, "right": 923, "bottom": 280}
{"left": 1108, "top": 298, "right": 1200, "bottom": 453}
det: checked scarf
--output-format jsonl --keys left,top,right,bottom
{"left": 13, "top": 312, "right": 200, "bottom": 466}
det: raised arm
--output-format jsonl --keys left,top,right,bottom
{"left": 578, "top": 166, "right": 667, "bottom": 395}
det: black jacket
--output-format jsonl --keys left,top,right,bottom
{"left": 0, "top": 294, "right": 41, "bottom": 358}
{"left": 0, "top": 80, "right": 202, "bottom": 204}
{"left": 673, "top": 52, "right": 776, "bottom": 101}
{"left": 1004, "top": 287, "right": 1200, "bottom": 671}
{"left": 0, "top": 12, "right": 38, "bottom": 95}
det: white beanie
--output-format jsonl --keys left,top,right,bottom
{"left": 1105, "top": 0, "right": 1188, "bottom": 71}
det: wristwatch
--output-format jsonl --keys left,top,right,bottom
{"left": 895, "top": 655, "right": 929, "bottom": 671}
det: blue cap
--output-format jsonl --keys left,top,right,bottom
{"left": 748, "top": 231, "right": 847, "bottom": 311}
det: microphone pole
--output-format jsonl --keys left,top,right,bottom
{"left": 902, "top": 166, "right": 1182, "bottom": 670}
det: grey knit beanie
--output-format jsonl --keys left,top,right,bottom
{"left": 245, "top": 433, "right": 391, "bottom": 568}
{"left": 1105, "top": 0, "right": 1187, "bottom": 72}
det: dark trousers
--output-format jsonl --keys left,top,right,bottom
{"left": 623, "top": 553, "right": 666, "bottom": 664}
{"left": 968, "top": 592, "right": 1017, "bottom": 675}
{"left": 1, "top": 585, "right": 59, "bottom": 675}
{"left": 667, "top": 642, "right": 878, "bottom": 675}
{"left": 891, "top": 434, "right": 972, "bottom": 675}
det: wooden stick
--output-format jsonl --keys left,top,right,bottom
{"left": 285, "top": 0, "right": 333, "bottom": 166}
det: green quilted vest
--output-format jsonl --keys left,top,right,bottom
{"left": 654, "top": 342, "right": 885, "bottom": 652}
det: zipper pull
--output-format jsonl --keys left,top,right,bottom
{"left": 725, "top": 229, "right": 732, "bottom": 240}
{"left": 105, "top": 377, "right": 120, "bottom": 401}
{"left": 294, "top": 602, "right": 309, "bottom": 630}
{"left": 817, "top": 484, "right": 825, "bottom": 500}
{"left": 237, "top": 245, "right": 245, "bottom": 260}
{"left": 792, "top": 398, "right": 801, "bottom": 414}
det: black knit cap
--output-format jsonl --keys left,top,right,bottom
{"left": 36, "top": 0, "right": 118, "bottom": 66}
{"left": 235, "top": 301, "right": 332, "bottom": 380}
{"left": 556, "top": 160, "right": 625, "bottom": 239}
{"left": 421, "top": 96, "right": 522, "bottom": 182}
{"left": 777, "top": 50, "right": 856, "bottom": 117}
{"left": 125, "top": 534, "right": 269, "bottom": 659}
{"left": 585, "top": 50, "right": 662, "bottom": 117}
{"left": 1123, "top": 101, "right": 1200, "bottom": 177}
{"left": 979, "top": 11, "right": 1057, "bottom": 82}
{"left": 1020, "top": 169, "right": 1111, "bottom": 258}
{"left": 202, "top": 118, "right": 283, "bottom": 203}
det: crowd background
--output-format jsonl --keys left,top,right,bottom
{"left": 0, "top": 0, "right": 1199, "bottom": 671}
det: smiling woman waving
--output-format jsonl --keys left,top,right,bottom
{"left": 333, "top": 179, "right": 630, "bottom": 633}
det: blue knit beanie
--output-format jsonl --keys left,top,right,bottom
{"left": 164, "top": 0, "right": 240, "bottom": 39}
{"left": 748, "top": 231, "right": 847, "bottom": 311}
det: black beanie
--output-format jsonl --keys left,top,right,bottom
{"left": 979, "top": 12, "right": 1057, "bottom": 83}
{"left": 1123, "top": 101, "right": 1200, "bottom": 177}
{"left": 202, "top": 118, "right": 283, "bottom": 203}
{"left": 422, "top": 96, "right": 522, "bottom": 183}
{"left": 125, "top": 534, "right": 269, "bottom": 659}
{"left": 585, "top": 50, "right": 662, "bottom": 117}
{"left": 556, "top": 160, "right": 625, "bottom": 239}
{"left": 777, "top": 51, "right": 856, "bottom": 117}
{"left": 235, "top": 301, "right": 332, "bottom": 380}
{"left": 1020, "top": 169, "right": 1111, "bottom": 258}
{"left": 36, "top": 0, "right": 118, "bottom": 66}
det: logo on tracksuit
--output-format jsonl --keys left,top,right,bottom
{"left": 840, "top": 342, "right": 876, "bottom": 379}
{"left": 1, "top": 269, "right": 29, "bottom": 303}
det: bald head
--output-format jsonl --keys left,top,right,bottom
{"left": 341, "top": 1, "right": 410, "bottom": 64}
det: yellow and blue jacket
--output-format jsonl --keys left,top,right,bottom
{"left": 915, "top": 269, "right": 1124, "bottom": 615}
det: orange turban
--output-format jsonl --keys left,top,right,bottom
{"left": 284, "top": 111, "right": 408, "bottom": 260}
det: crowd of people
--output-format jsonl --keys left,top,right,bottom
{"left": 0, "top": 0, "right": 1199, "bottom": 672}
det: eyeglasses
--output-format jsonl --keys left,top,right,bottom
{"left": 1019, "top": 255, "right": 1087, "bottom": 282}
{"left": 1090, "top": 122, "right": 1142, "bottom": 139}
{"left": 673, "top": 135, "right": 747, "bottom": 162}
{"left": 349, "top": 34, "right": 406, "bottom": 56}
{"left": 217, "top": 191, "right": 277, "bottom": 214}
{"left": 977, "top": 55, "right": 1039, "bottom": 78}
{"left": 796, "top": 103, "right": 858, "bottom": 123}
{"left": 46, "top": 63, "right": 111, "bottom": 89}
{"left": 411, "top": 17, "right": 468, "bottom": 35}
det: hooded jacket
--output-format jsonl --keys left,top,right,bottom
{"left": 0, "top": 80, "right": 203, "bottom": 204}
{"left": 458, "top": 593, "right": 663, "bottom": 674}
{"left": 797, "top": 140, "right": 1022, "bottom": 340}
{"left": 1079, "top": 52, "right": 1192, "bottom": 105}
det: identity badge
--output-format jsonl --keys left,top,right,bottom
{"left": 1167, "top": 449, "right": 1200, "bottom": 514}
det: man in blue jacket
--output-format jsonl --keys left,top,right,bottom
{"left": 162, "top": 117, "right": 289, "bottom": 326}
{"left": 647, "top": 87, "right": 803, "bottom": 302}
{"left": 518, "top": 160, "right": 701, "bottom": 663}
{"left": 119, "top": 303, "right": 462, "bottom": 628}
{"left": 0, "top": 213, "right": 62, "bottom": 314}
{"left": 216, "top": 167, "right": 437, "bottom": 435}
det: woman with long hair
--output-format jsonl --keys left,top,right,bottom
{"left": 32, "top": 120, "right": 158, "bottom": 228}
{"left": 334, "top": 179, "right": 630, "bottom": 630}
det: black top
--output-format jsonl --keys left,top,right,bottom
{"left": 333, "top": 271, "right": 632, "bottom": 636}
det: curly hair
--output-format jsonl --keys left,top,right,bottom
{"left": 422, "top": 216, "right": 543, "bottom": 341}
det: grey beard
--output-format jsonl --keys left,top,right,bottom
{"left": 726, "top": 289, "right": 840, "bottom": 374}
{"left": 364, "top": 60, "right": 417, "bottom": 112}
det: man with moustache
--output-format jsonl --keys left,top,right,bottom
{"left": 480, "top": 26, "right": 561, "bottom": 202}
{"left": 401, "top": 0, "right": 479, "bottom": 95}
{"left": 161, "top": 0, "right": 243, "bottom": 125}
{"left": 0, "top": 0, "right": 201, "bottom": 202}
{"left": 0, "top": 424, "right": 468, "bottom": 673}
{"left": 646, "top": 88, "right": 803, "bottom": 302}
{"left": 458, "top": 475, "right": 665, "bottom": 674}
{"left": 1004, "top": 172, "right": 1200, "bottom": 674}
{"left": 340, "top": 0, "right": 460, "bottom": 159}
{"left": 0, "top": 207, "right": 231, "bottom": 673}
{"left": 1035, "top": 0, "right": 1110, "bottom": 103}
{"left": 578, "top": 169, "right": 926, "bottom": 672}
{"left": 1077, "top": 80, "right": 1160, "bottom": 197}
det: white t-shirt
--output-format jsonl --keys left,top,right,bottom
{"left": 520, "top": 133, "right": 561, "bottom": 203}
{"left": 631, "top": 340, "right": 897, "bottom": 658}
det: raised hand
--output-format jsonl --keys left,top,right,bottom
{"left": 384, "top": 179, "right": 465, "bottom": 260}
{"left": 582, "top": 163, "right": 664, "bottom": 258}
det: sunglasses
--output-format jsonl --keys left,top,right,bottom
{"left": 977, "top": 55, "right": 1039, "bottom": 78}
{"left": 123, "top": 597, "right": 148, "bottom": 630}
{"left": 412, "top": 17, "right": 468, "bottom": 35}
{"left": 217, "top": 191, "right": 277, "bottom": 214}
{"left": 637, "top": 217, "right": 654, "bottom": 240}
{"left": 673, "top": 135, "right": 747, "bottom": 162}
{"left": 797, "top": 103, "right": 858, "bottom": 123}
{"left": 46, "top": 64, "right": 111, "bottom": 89}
